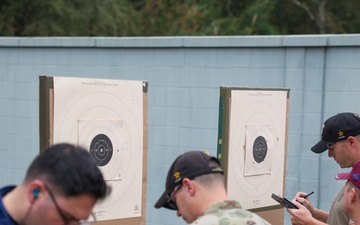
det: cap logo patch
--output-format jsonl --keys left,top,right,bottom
{"left": 173, "top": 171, "right": 181, "bottom": 180}
{"left": 212, "top": 167, "right": 223, "bottom": 172}
{"left": 353, "top": 173, "right": 360, "bottom": 181}
{"left": 354, "top": 113, "right": 359, "bottom": 117}
{"left": 338, "top": 131, "right": 344, "bottom": 139}
{"left": 321, "top": 124, "right": 325, "bottom": 135}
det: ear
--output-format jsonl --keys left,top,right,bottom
{"left": 27, "top": 179, "right": 44, "bottom": 203}
{"left": 348, "top": 136, "right": 359, "bottom": 148}
{"left": 349, "top": 188, "right": 357, "bottom": 204}
{"left": 182, "top": 178, "right": 196, "bottom": 196}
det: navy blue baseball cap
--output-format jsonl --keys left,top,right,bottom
{"left": 154, "top": 151, "right": 223, "bottom": 210}
{"left": 311, "top": 112, "right": 360, "bottom": 153}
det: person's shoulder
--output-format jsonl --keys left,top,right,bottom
{"left": 220, "top": 207, "right": 271, "bottom": 225}
{"left": 194, "top": 201, "right": 270, "bottom": 225}
{"left": 0, "top": 186, "right": 16, "bottom": 196}
{"left": 192, "top": 212, "right": 270, "bottom": 225}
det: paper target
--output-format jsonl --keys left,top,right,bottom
{"left": 244, "top": 123, "right": 275, "bottom": 176}
{"left": 53, "top": 77, "right": 144, "bottom": 221}
{"left": 227, "top": 90, "right": 287, "bottom": 210}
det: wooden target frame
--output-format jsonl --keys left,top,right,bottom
{"left": 39, "top": 75, "right": 148, "bottom": 225}
{"left": 217, "top": 86, "right": 290, "bottom": 225}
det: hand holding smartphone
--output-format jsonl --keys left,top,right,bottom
{"left": 271, "top": 193, "right": 298, "bottom": 209}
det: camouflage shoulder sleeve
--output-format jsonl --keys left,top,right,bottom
{"left": 192, "top": 207, "right": 271, "bottom": 225}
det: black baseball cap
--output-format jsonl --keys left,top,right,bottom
{"left": 154, "top": 151, "right": 223, "bottom": 210}
{"left": 311, "top": 112, "right": 360, "bottom": 153}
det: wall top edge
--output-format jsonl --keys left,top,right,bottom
{"left": 0, "top": 35, "right": 360, "bottom": 48}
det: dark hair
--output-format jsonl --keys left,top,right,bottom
{"left": 25, "top": 143, "right": 110, "bottom": 200}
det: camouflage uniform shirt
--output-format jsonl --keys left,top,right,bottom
{"left": 191, "top": 200, "right": 271, "bottom": 225}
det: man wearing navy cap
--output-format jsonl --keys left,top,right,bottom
{"left": 154, "top": 150, "right": 270, "bottom": 225}
{"left": 287, "top": 112, "right": 360, "bottom": 225}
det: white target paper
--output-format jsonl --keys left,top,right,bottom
{"left": 53, "top": 76, "right": 144, "bottom": 221}
{"left": 227, "top": 90, "right": 287, "bottom": 209}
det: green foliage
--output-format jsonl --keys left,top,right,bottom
{"left": 0, "top": 0, "right": 139, "bottom": 36}
{"left": 213, "top": 0, "right": 279, "bottom": 35}
{"left": 133, "top": 0, "right": 208, "bottom": 36}
{"left": 327, "top": 0, "right": 360, "bottom": 34}
{"left": 0, "top": 0, "right": 359, "bottom": 36}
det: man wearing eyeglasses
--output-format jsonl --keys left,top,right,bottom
{"left": 154, "top": 150, "right": 270, "bottom": 225}
{"left": 335, "top": 161, "right": 360, "bottom": 225}
{"left": 0, "top": 143, "right": 110, "bottom": 225}
{"left": 287, "top": 112, "right": 360, "bottom": 225}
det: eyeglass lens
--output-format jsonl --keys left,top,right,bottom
{"left": 44, "top": 184, "right": 96, "bottom": 225}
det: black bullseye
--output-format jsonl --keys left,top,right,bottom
{"left": 90, "top": 134, "right": 113, "bottom": 166}
{"left": 253, "top": 136, "right": 267, "bottom": 163}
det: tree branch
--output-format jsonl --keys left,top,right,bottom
{"left": 292, "top": 0, "right": 316, "bottom": 21}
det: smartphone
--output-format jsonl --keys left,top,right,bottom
{"left": 271, "top": 193, "right": 298, "bottom": 209}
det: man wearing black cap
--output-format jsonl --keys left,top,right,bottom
{"left": 154, "top": 150, "right": 270, "bottom": 225}
{"left": 287, "top": 112, "right": 360, "bottom": 225}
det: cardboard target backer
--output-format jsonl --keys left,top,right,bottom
{"left": 217, "top": 87, "right": 289, "bottom": 225}
{"left": 39, "top": 76, "right": 148, "bottom": 225}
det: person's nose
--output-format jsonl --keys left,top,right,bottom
{"left": 176, "top": 210, "right": 181, "bottom": 217}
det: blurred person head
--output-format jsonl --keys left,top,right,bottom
{"left": 2, "top": 143, "right": 110, "bottom": 225}
{"left": 335, "top": 161, "right": 360, "bottom": 223}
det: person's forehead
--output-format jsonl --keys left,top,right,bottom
{"left": 57, "top": 194, "right": 96, "bottom": 216}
